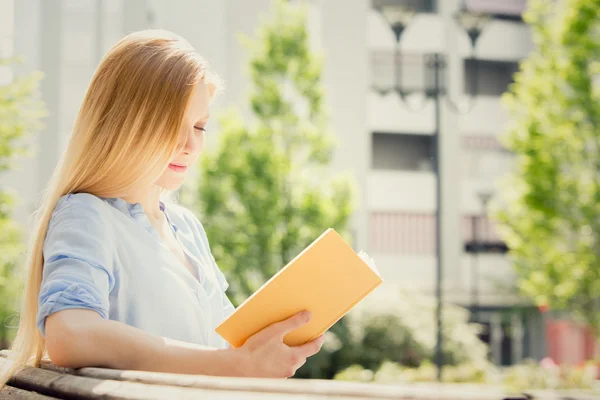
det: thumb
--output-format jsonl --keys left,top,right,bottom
{"left": 270, "top": 311, "right": 312, "bottom": 338}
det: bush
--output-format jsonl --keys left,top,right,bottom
{"left": 296, "top": 285, "right": 492, "bottom": 379}
{"left": 0, "top": 58, "right": 46, "bottom": 348}
{"left": 334, "top": 360, "right": 491, "bottom": 384}
{"left": 333, "top": 364, "right": 374, "bottom": 382}
{"left": 503, "top": 358, "right": 597, "bottom": 392}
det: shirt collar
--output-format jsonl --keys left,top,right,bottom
{"left": 100, "top": 196, "right": 178, "bottom": 234}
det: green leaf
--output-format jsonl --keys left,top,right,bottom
{"left": 494, "top": 0, "right": 600, "bottom": 336}
{"left": 0, "top": 58, "right": 46, "bottom": 347}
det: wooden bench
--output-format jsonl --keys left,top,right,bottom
{"left": 1, "top": 352, "right": 596, "bottom": 399}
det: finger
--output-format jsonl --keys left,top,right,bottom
{"left": 270, "top": 311, "right": 312, "bottom": 338}
{"left": 294, "top": 334, "right": 325, "bottom": 358}
{"left": 286, "top": 354, "right": 307, "bottom": 378}
{"left": 295, "top": 356, "right": 307, "bottom": 371}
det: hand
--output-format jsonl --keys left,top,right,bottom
{"left": 235, "top": 310, "right": 326, "bottom": 378}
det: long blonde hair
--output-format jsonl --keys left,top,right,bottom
{"left": 0, "top": 29, "right": 221, "bottom": 388}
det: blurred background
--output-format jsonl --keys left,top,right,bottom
{"left": 0, "top": 0, "right": 599, "bottom": 394}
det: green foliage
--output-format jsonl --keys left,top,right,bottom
{"left": 194, "top": 0, "right": 354, "bottom": 305}
{"left": 335, "top": 359, "right": 599, "bottom": 390}
{"left": 296, "top": 286, "right": 492, "bottom": 379}
{"left": 0, "top": 192, "right": 23, "bottom": 348}
{"left": 0, "top": 58, "right": 46, "bottom": 347}
{"left": 502, "top": 359, "right": 597, "bottom": 392}
{"left": 335, "top": 360, "right": 491, "bottom": 384}
{"left": 496, "top": 0, "right": 600, "bottom": 333}
{"left": 333, "top": 364, "right": 374, "bottom": 383}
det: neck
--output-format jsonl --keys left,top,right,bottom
{"left": 121, "top": 185, "right": 163, "bottom": 220}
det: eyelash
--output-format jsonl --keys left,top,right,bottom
{"left": 194, "top": 126, "right": 206, "bottom": 133}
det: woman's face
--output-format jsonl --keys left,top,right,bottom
{"left": 155, "top": 82, "right": 211, "bottom": 191}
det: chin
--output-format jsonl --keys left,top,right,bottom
{"left": 155, "top": 167, "right": 189, "bottom": 190}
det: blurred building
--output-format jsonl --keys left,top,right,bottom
{"left": 0, "top": 0, "right": 554, "bottom": 365}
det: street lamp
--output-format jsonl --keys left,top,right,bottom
{"left": 471, "top": 190, "right": 493, "bottom": 323}
{"left": 378, "top": 5, "right": 416, "bottom": 42}
{"left": 374, "top": 0, "right": 489, "bottom": 381}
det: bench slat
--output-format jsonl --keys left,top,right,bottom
{"left": 0, "top": 386, "right": 60, "bottom": 400}
{"left": 0, "top": 357, "right": 418, "bottom": 400}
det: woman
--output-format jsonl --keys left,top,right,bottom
{"left": 0, "top": 29, "right": 324, "bottom": 387}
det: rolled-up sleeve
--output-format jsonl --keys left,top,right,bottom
{"left": 37, "top": 193, "right": 115, "bottom": 337}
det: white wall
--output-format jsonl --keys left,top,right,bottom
{"left": 368, "top": 171, "right": 436, "bottom": 212}
{"left": 373, "top": 251, "right": 517, "bottom": 305}
{"left": 461, "top": 95, "right": 510, "bottom": 136}
{"left": 318, "top": 0, "right": 369, "bottom": 251}
{"left": 458, "top": 253, "right": 518, "bottom": 305}
{"left": 368, "top": 93, "right": 436, "bottom": 134}
{"left": 373, "top": 253, "right": 436, "bottom": 291}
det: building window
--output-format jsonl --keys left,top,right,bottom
{"left": 372, "top": 132, "right": 434, "bottom": 172}
{"left": 371, "top": 51, "right": 431, "bottom": 95}
{"left": 464, "top": 59, "right": 519, "bottom": 97}
{"left": 372, "top": 0, "right": 436, "bottom": 13}
{"left": 464, "top": 0, "right": 526, "bottom": 21}
{"left": 371, "top": 53, "right": 519, "bottom": 98}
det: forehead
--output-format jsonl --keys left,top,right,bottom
{"left": 184, "top": 82, "right": 210, "bottom": 120}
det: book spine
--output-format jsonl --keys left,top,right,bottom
{"left": 306, "top": 278, "right": 382, "bottom": 344}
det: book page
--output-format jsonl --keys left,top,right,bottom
{"left": 358, "top": 250, "right": 380, "bottom": 276}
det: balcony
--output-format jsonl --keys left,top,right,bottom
{"left": 464, "top": 0, "right": 527, "bottom": 20}
{"left": 369, "top": 49, "right": 520, "bottom": 135}
{"left": 369, "top": 209, "right": 505, "bottom": 253}
{"left": 368, "top": 7, "right": 533, "bottom": 60}
{"left": 368, "top": 210, "right": 513, "bottom": 304}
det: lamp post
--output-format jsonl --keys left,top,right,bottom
{"left": 472, "top": 190, "right": 493, "bottom": 323}
{"left": 374, "top": 0, "right": 489, "bottom": 381}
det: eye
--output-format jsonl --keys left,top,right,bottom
{"left": 194, "top": 126, "right": 206, "bottom": 133}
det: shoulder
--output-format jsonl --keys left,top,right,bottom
{"left": 53, "top": 192, "right": 110, "bottom": 217}
{"left": 48, "top": 193, "right": 113, "bottom": 236}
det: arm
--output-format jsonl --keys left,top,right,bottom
{"left": 46, "top": 308, "right": 325, "bottom": 378}
{"left": 45, "top": 309, "right": 246, "bottom": 376}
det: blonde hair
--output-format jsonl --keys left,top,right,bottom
{"left": 0, "top": 29, "right": 221, "bottom": 388}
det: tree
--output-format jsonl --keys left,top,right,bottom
{"left": 0, "top": 58, "right": 46, "bottom": 348}
{"left": 496, "top": 0, "right": 600, "bottom": 333}
{"left": 192, "top": 0, "right": 354, "bottom": 305}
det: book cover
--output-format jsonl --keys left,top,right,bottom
{"left": 215, "top": 228, "right": 383, "bottom": 348}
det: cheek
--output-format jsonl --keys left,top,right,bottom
{"left": 189, "top": 133, "right": 205, "bottom": 161}
{"left": 198, "top": 131, "right": 205, "bottom": 152}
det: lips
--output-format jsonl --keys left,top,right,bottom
{"left": 168, "top": 163, "right": 187, "bottom": 172}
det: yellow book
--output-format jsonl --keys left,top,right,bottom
{"left": 215, "top": 228, "right": 383, "bottom": 348}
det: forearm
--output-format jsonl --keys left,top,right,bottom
{"left": 45, "top": 309, "right": 248, "bottom": 376}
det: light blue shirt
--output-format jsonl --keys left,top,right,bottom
{"left": 37, "top": 192, "right": 235, "bottom": 349}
